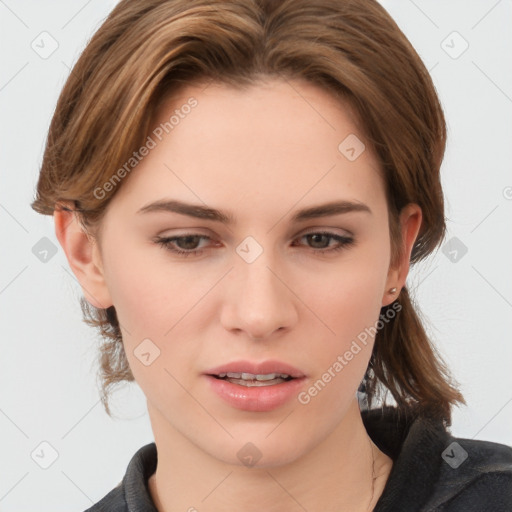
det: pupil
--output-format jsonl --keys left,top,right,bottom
{"left": 308, "top": 234, "right": 328, "bottom": 248}
{"left": 179, "top": 236, "right": 200, "bottom": 250}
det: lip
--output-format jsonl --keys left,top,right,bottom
{"left": 204, "top": 359, "right": 306, "bottom": 379}
{"left": 204, "top": 374, "right": 307, "bottom": 412}
{"left": 203, "top": 359, "right": 307, "bottom": 412}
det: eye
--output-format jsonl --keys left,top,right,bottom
{"left": 153, "top": 231, "right": 355, "bottom": 258}
{"left": 293, "top": 231, "right": 355, "bottom": 254}
{"left": 154, "top": 234, "right": 213, "bottom": 257}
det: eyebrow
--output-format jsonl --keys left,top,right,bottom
{"left": 136, "top": 198, "right": 372, "bottom": 224}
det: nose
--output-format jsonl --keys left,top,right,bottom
{"left": 220, "top": 254, "right": 298, "bottom": 340}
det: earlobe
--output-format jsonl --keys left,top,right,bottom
{"left": 381, "top": 204, "right": 422, "bottom": 307}
{"left": 54, "top": 204, "right": 113, "bottom": 309}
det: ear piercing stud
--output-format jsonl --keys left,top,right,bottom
{"left": 389, "top": 287, "right": 397, "bottom": 294}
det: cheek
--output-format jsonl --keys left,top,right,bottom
{"left": 295, "top": 270, "right": 386, "bottom": 420}
{"left": 303, "top": 247, "right": 389, "bottom": 342}
{"left": 100, "top": 239, "right": 215, "bottom": 383}
{"left": 101, "top": 233, "right": 191, "bottom": 331}
{"left": 294, "top": 239, "right": 390, "bottom": 397}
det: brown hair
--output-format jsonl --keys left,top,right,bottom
{"left": 31, "top": 0, "right": 464, "bottom": 422}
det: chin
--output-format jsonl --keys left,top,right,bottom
{"left": 204, "top": 430, "right": 317, "bottom": 470}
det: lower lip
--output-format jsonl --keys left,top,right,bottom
{"left": 204, "top": 375, "right": 307, "bottom": 412}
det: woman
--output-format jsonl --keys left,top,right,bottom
{"left": 31, "top": 0, "right": 512, "bottom": 510}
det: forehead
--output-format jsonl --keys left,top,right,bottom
{"left": 106, "top": 78, "right": 386, "bottom": 221}
{"left": 154, "top": 77, "right": 365, "bottom": 146}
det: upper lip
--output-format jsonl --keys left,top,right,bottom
{"left": 205, "top": 360, "right": 306, "bottom": 378}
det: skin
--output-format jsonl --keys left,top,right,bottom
{"left": 55, "top": 77, "right": 422, "bottom": 512}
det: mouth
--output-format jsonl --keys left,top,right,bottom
{"left": 203, "top": 360, "right": 307, "bottom": 412}
{"left": 208, "top": 372, "right": 296, "bottom": 387}
{"left": 204, "top": 359, "right": 306, "bottom": 383}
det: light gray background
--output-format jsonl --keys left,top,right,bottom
{"left": 1, "top": 1, "right": 511, "bottom": 510}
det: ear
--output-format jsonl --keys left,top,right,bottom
{"left": 382, "top": 203, "right": 422, "bottom": 307}
{"left": 53, "top": 203, "right": 113, "bottom": 309}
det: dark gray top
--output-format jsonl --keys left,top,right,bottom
{"left": 83, "top": 406, "right": 512, "bottom": 511}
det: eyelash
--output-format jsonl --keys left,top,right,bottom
{"left": 153, "top": 231, "right": 355, "bottom": 258}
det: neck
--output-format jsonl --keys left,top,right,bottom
{"left": 147, "top": 399, "right": 392, "bottom": 512}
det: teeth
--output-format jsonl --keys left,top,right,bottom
{"left": 218, "top": 372, "right": 291, "bottom": 380}
{"left": 232, "top": 378, "right": 284, "bottom": 387}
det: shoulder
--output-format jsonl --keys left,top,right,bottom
{"left": 424, "top": 436, "right": 512, "bottom": 511}
{"left": 80, "top": 442, "right": 158, "bottom": 512}
{"left": 363, "top": 406, "right": 512, "bottom": 511}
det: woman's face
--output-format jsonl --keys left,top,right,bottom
{"left": 85, "top": 78, "right": 416, "bottom": 466}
